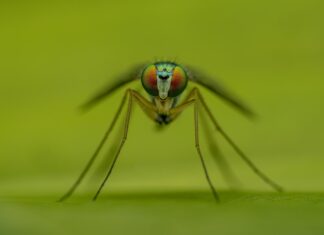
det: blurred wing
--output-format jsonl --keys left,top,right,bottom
{"left": 186, "top": 66, "right": 255, "bottom": 117}
{"left": 81, "top": 64, "right": 145, "bottom": 111}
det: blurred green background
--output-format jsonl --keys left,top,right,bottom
{"left": 0, "top": 0, "right": 323, "bottom": 234}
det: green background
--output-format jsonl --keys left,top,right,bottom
{"left": 0, "top": 0, "right": 323, "bottom": 234}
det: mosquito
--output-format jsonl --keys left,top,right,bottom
{"left": 59, "top": 61, "right": 283, "bottom": 202}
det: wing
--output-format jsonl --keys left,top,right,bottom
{"left": 81, "top": 64, "right": 145, "bottom": 111}
{"left": 186, "top": 66, "right": 255, "bottom": 117}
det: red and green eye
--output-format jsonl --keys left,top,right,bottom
{"left": 169, "top": 66, "right": 188, "bottom": 97}
{"left": 141, "top": 64, "right": 158, "bottom": 96}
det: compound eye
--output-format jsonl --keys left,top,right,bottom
{"left": 169, "top": 66, "right": 188, "bottom": 97}
{"left": 141, "top": 64, "right": 158, "bottom": 96}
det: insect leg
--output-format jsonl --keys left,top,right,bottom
{"left": 193, "top": 98, "right": 220, "bottom": 202}
{"left": 58, "top": 90, "right": 129, "bottom": 202}
{"left": 92, "top": 90, "right": 133, "bottom": 201}
{"left": 169, "top": 92, "right": 220, "bottom": 201}
{"left": 168, "top": 89, "right": 196, "bottom": 121}
{"left": 200, "top": 111, "right": 242, "bottom": 189}
{"left": 195, "top": 88, "right": 283, "bottom": 192}
{"left": 92, "top": 90, "right": 159, "bottom": 200}
{"left": 92, "top": 91, "right": 153, "bottom": 177}
{"left": 175, "top": 88, "right": 241, "bottom": 189}
{"left": 131, "top": 90, "right": 159, "bottom": 122}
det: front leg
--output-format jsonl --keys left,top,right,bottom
{"left": 169, "top": 88, "right": 220, "bottom": 201}
{"left": 167, "top": 88, "right": 197, "bottom": 123}
{"left": 129, "top": 90, "right": 160, "bottom": 122}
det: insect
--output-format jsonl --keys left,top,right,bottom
{"left": 59, "top": 61, "right": 283, "bottom": 202}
